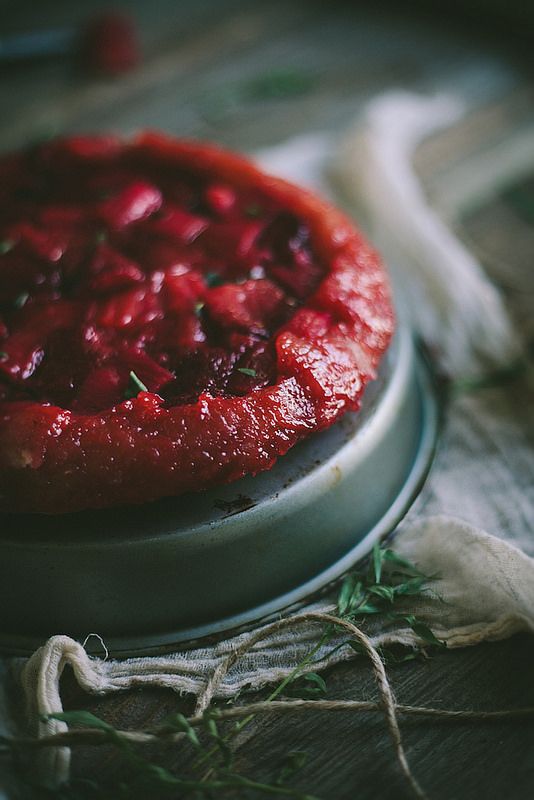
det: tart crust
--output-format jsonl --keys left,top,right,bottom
{"left": 0, "top": 133, "right": 394, "bottom": 513}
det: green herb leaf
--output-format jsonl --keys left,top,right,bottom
{"left": 368, "top": 584, "right": 396, "bottom": 602}
{"left": 379, "top": 646, "right": 419, "bottom": 665}
{"left": 452, "top": 359, "right": 527, "bottom": 395}
{"left": 396, "top": 614, "right": 446, "bottom": 648}
{"left": 0, "top": 351, "right": 7, "bottom": 362}
{"left": 337, "top": 574, "right": 357, "bottom": 616}
{"left": 27, "top": 127, "right": 61, "bottom": 150}
{"left": 285, "top": 672, "right": 327, "bottom": 700}
{"left": 382, "top": 548, "right": 422, "bottom": 572}
{"left": 204, "top": 713, "right": 233, "bottom": 768}
{"left": 14, "top": 291, "right": 29, "bottom": 310}
{"left": 237, "top": 367, "right": 257, "bottom": 377}
{"left": 347, "top": 639, "right": 366, "bottom": 656}
{"left": 392, "top": 576, "right": 428, "bottom": 597}
{"left": 0, "top": 239, "right": 14, "bottom": 255}
{"left": 276, "top": 750, "right": 308, "bottom": 785}
{"left": 160, "top": 712, "right": 201, "bottom": 747}
{"left": 245, "top": 203, "right": 263, "bottom": 218}
{"left": 205, "top": 271, "right": 224, "bottom": 288}
{"left": 124, "top": 370, "right": 148, "bottom": 400}
{"left": 44, "top": 710, "right": 115, "bottom": 733}
{"left": 409, "top": 621, "right": 446, "bottom": 649}
{"left": 501, "top": 176, "right": 534, "bottom": 225}
{"left": 243, "top": 69, "right": 316, "bottom": 101}
{"left": 356, "top": 602, "right": 382, "bottom": 615}
{"left": 372, "top": 542, "right": 383, "bottom": 584}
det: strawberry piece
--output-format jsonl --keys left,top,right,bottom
{"left": 154, "top": 314, "right": 206, "bottom": 351}
{"left": 74, "top": 365, "right": 123, "bottom": 411}
{"left": 0, "top": 249, "right": 48, "bottom": 305}
{"left": 87, "top": 242, "right": 138, "bottom": 275}
{"left": 72, "top": 348, "right": 173, "bottom": 411}
{"left": 205, "top": 279, "right": 287, "bottom": 333}
{"left": 89, "top": 263, "right": 145, "bottom": 294}
{"left": 269, "top": 252, "right": 323, "bottom": 300}
{"left": 284, "top": 308, "right": 332, "bottom": 340}
{"left": 119, "top": 347, "right": 174, "bottom": 393}
{"left": 167, "top": 347, "right": 239, "bottom": 402}
{"left": 227, "top": 340, "right": 276, "bottom": 395}
{"left": 98, "top": 182, "right": 162, "bottom": 229}
{"left": 148, "top": 207, "right": 208, "bottom": 244}
{"left": 0, "top": 302, "right": 77, "bottom": 382}
{"left": 38, "top": 206, "right": 87, "bottom": 228}
{"left": 205, "top": 184, "right": 236, "bottom": 216}
{"left": 7, "top": 222, "right": 67, "bottom": 263}
{"left": 130, "top": 239, "right": 199, "bottom": 272}
{"left": 86, "top": 244, "right": 145, "bottom": 293}
{"left": 200, "top": 219, "right": 264, "bottom": 266}
{"left": 314, "top": 254, "right": 394, "bottom": 352}
{"left": 93, "top": 287, "right": 160, "bottom": 329}
{"left": 162, "top": 267, "right": 205, "bottom": 313}
{"left": 0, "top": 332, "right": 44, "bottom": 382}
{"left": 259, "top": 212, "right": 323, "bottom": 298}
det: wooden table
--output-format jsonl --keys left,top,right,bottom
{"left": 1, "top": 2, "right": 533, "bottom": 797}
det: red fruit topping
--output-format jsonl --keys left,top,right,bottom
{"left": 205, "top": 279, "right": 288, "bottom": 334}
{"left": 92, "top": 286, "right": 159, "bottom": 329}
{"left": 73, "top": 365, "right": 123, "bottom": 412}
{"left": 205, "top": 184, "right": 236, "bottom": 216}
{"left": 201, "top": 219, "right": 264, "bottom": 266}
{"left": 148, "top": 207, "right": 208, "bottom": 244}
{"left": 87, "top": 245, "right": 145, "bottom": 293}
{"left": 162, "top": 268, "right": 205, "bottom": 314}
{"left": 0, "top": 134, "right": 393, "bottom": 513}
{"left": 8, "top": 222, "right": 67, "bottom": 262}
{"left": 98, "top": 181, "right": 162, "bottom": 230}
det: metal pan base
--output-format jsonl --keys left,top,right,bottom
{"left": 0, "top": 323, "right": 438, "bottom": 656}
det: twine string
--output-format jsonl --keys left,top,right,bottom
{"left": 9, "top": 698, "right": 534, "bottom": 751}
{"left": 195, "top": 610, "right": 427, "bottom": 798}
{"left": 16, "top": 612, "right": 534, "bottom": 799}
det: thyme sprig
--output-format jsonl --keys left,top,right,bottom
{"left": 451, "top": 358, "right": 528, "bottom": 395}
{"left": 124, "top": 370, "right": 148, "bottom": 400}
{"left": 0, "top": 239, "right": 14, "bottom": 255}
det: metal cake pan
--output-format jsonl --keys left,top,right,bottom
{"left": 0, "top": 321, "right": 438, "bottom": 656}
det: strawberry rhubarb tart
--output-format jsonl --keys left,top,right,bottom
{"left": 0, "top": 134, "right": 394, "bottom": 513}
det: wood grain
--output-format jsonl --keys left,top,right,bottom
{"left": 60, "top": 634, "right": 534, "bottom": 799}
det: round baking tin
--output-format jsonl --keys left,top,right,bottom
{"left": 0, "top": 322, "right": 438, "bottom": 656}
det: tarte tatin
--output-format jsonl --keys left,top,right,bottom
{"left": 0, "top": 134, "right": 393, "bottom": 513}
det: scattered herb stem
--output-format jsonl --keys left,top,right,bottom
{"left": 451, "top": 358, "right": 527, "bottom": 395}
{"left": 0, "top": 239, "right": 14, "bottom": 255}
{"left": 124, "top": 370, "right": 148, "bottom": 400}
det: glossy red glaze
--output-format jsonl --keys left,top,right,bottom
{"left": 0, "top": 134, "right": 394, "bottom": 513}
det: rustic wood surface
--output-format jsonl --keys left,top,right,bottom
{"left": 1, "top": 1, "right": 533, "bottom": 797}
